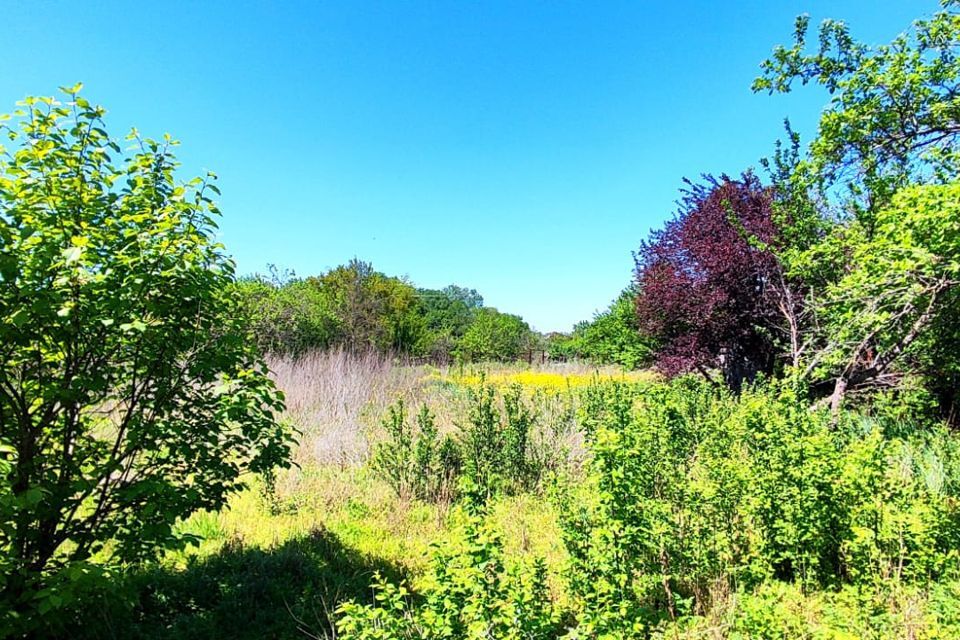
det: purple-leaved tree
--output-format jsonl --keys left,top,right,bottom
{"left": 635, "top": 174, "right": 793, "bottom": 390}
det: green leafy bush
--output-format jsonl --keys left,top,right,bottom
{"left": 652, "top": 580, "right": 960, "bottom": 639}
{"left": 0, "top": 88, "right": 293, "bottom": 633}
{"left": 232, "top": 274, "right": 341, "bottom": 357}
{"left": 336, "top": 510, "right": 558, "bottom": 640}
{"left": 559, "top": 378, "right": 960, "bottom": 635}
{"left": 372, "top": 401, "right": 459, "bottom": 503}
{"left": 373, "top": 384, "right": 560, "bottom": 505}
{"left": 560, "top": 288, "right": 653, "bottom": 369}
{"left": 457, "top": 308, "right": 535, "bottom": 363}
{"left": 458, "top": 383, "right": 548, "bottom": 499}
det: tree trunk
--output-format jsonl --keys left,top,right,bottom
{"left": 829, "top": 376, "right": 848, "bottom": 416}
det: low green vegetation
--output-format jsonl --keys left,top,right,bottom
{"left": 564, "top": 380, "right": 960, "bottom": 636}
{"left": 330, "top": 377, "right": 960, "bottom": 639}
{"left": 336, "top": 510, "right": 559, "bottom": 640}
{"left": 19, "top": 365, "right": 960, "bottom": 638}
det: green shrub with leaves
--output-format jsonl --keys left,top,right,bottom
{"left": 559, "top": 377, "right": 960, "bottom": 635}
{"left": 416, "top": 285, "right": 484, "bottom": 362}
{"left": 232, "top": 273, "right": 341, "bottom": 357}
{"left": 651, "top": 580, "right": 960, "bottom": 639}
{"left": 374, "top": 384, "right": 557, "bottom": 505}
{"left": 458, "top": 383, "right": 547, "bottom": 500}
{"left": 336, "top": 510, "right": 558, "bottom": 640}
{"left": 502, "top": 385, "right": 535, "bottom": 485}
{"left": 458, "top": 384, "right": 505, "bottom": 500}
{"left": 372, "top": 400, "right": 459, "bottom": 503}
{"left": 0, "top": 87, "right": 293, "bottom": 633}
{"left": 563, "top": 288, "right": 653, "bottom": 370}
{"left": 317, "top": 259, "right": 427, "bottom": 354}
{"left": 457, "top": 308, "right": 534, "bottom": 363}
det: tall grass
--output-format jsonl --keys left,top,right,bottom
{"left": 268, "top": 351, "right": 619, "bottom": 485}
{"left": 268, "top": 349, "right": 424, "bottom": 468}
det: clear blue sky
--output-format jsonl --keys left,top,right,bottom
{"left": 1, "top": 1, "right": 936, "bottom": 332}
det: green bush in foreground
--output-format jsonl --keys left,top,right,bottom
{"left": 560, "top": 378, "right": 960, "bottom": 636}
{"left": 652, "top": 580, "right": 960, "bottom": 639}
{"left": 336, "top": 509, "right": 558, "bottom": 640}
{"left": 0, "top": 88, "right": 293, "bottom": 634}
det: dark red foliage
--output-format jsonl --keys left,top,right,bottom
{"left": 635, "top": 173, "right": 783, "bottom": 389}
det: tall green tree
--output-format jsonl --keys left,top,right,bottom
{"left": 458, "top": 308, "right": 534, "bottom": 362}
{"left": 797, "top": 183, "right": 960, "bottom": 410}
{"left": 754, "top": 2, "right": 960, "bottom": 217}
{"left": 416, "top": 285, "right": 483, "bottom": 361}
{"left": 232, "top": 275, "right": 341, "bottom": 356}
{"left": 564, "top": 289, "right": 652, "bottom": 370}
{"left": 756, "top": 3, "right": 960, "bottom": 412}
{"left": 316, "top": 259, "right": 425, "bottom": 354}
{"left": 0, "top": 87, "right": 293, "bottom": 630}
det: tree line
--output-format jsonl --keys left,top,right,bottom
{"left": 235, "top": 258, "right": 650, "bottom": 366}
{"left": 234, "top": 259, "right": 536, "bottom": 362}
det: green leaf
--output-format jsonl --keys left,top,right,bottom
{"left": 62, "top": 246, "right": 83, "bottom": 264}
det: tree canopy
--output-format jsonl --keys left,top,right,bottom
{"left": 236, "top": 263, "right": 541, "bottom": 363}
{"left": 634, "top": 173, "right": 787, "bottom": 389}
{"left": 551, "top": 288, "right": 652, "bottom": 370}
{"left": 457, "top": 308, "right": 534, "bottom": 363}
{"left": 628, "top": 3, "right": 960, "bottom": 419}
{"left": 754, "top": 4, "right": 960, "bottom": 213}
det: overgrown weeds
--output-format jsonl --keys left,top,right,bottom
{"left": 336, "top": 508, "right": 560, "bottom": 640}
{"left": 371, "top": 379, "right": 578, "bottom": 505}
{"left": 371, "top": 401, "right": 460, "bottom": 503}
{"left": 558, "top": 376, "right": 960, "bottom": 636}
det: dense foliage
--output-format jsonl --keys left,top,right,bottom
{"left": 760, "top": 3, "right": 960, "bottom": 416}
{"left": 417, "top": 285, "right": 485, "bottom": 361}
{"left": 754, "top": 3, "right": 960, "bottom": 209}
{"left": 634, "top": 174, "right": 786, "bottom": 389}
{"left": 458, "top": 308, "right": 535, "bottom": 363}
{"left": 562, "top": 378, "right": 960, "bottom": 635}
{"left": 0, "top": 88, "right": 293, "bottom": 633}
{"left": 233, "top": 270, "right": 340, "bottom": 356}
{"left": 551, "top": 288, "right": 652, "bottom": 370}
{"left": 236, "top": 262, "right": 538, "bottom": 363}
{"left": 337, "top": 510, "right": 558, "bottom": 640}
{"left": 342, "top": 376, "right": 960, "bottom": 638}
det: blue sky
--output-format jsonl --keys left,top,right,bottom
{"left": 1, "top": 1, "right": 936, "bottom": 331}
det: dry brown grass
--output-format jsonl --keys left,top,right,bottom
{"left": 268, "top": 349, "right": 425, "bottom": 468}
{"left": 267, "top": 352, "right": 613, "bottom": 499}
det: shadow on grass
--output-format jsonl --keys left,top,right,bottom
{"left": 53, "top": 527, "right": 407, "bottom": 640}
